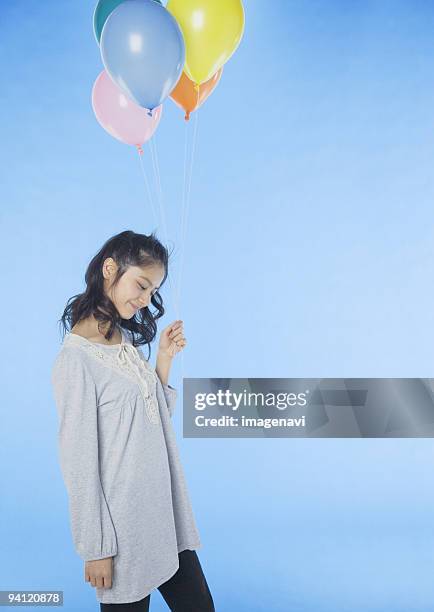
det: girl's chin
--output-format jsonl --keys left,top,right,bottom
{"left": 125, "top": 302, "right": 138, "bottom": 317}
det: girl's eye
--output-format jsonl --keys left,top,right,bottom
{"left": 138, "top": 283, "right": 157, "bottom": 296}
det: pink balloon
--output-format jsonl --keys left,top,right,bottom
{"left": 91, "top": 70, "right": 162, "bottom": 146}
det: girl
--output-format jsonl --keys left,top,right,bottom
{"left": 51, "top": 230, "right": 215, "bottom": 611}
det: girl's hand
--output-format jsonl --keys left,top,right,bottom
{"left": 158, "top": 320, "right": 187, "bottom": 358}
{"left": 85, "top": 557, "right": 113, "bottom": 589}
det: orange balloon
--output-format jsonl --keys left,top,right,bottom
{"left": 170, "top": 68, "right": 223, "bottom": 120}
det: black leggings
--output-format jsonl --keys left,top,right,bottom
{"left": 99, "top": 550, "right": 215, "bottom": 611}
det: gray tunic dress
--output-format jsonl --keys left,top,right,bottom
{"left": 51, "top": 326, "right": 202, "bottom": 604}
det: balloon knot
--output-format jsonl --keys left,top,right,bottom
{"left": 147, "top": 109, "right": 153, "bottom": 117}
{"left": 185, "top": 111, "right": 190, "bottom": 121}
{"left": 193, "top": 83, "right": 199, "bottom": 92}
{"left": 136, "top": 144, "right": 144, "bottom": 155}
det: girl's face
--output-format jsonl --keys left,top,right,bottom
{"left": 103, "top": 259, "right": 165, "bottom": 319}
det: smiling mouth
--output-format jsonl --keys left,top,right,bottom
{"left": 130, "top": 302, "right": 141, "bottom": 310}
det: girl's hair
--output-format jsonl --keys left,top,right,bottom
{"left": 58, "top": 229, "right": 172, "bottom": 359}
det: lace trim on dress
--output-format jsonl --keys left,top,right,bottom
{"left": 65, "top": 332, "right": 160, "bottom": 425}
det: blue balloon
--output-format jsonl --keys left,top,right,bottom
{"left": 93, "top": 0, "right": 163, "bottom": 44}
{"left": 100, "top": 0, "right": 185, "bottom": 111}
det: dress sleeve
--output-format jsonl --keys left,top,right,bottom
{"left": 51, "top": 348, "right": 118, "bottom": 562}
{"left": 155, "top": 373, "right": 178, "bottom": 418}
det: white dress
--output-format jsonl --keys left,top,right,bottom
{"left": 51, "top": 326, "right": 202, "bottom": 604}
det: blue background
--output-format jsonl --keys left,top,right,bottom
{"left": 1, "top": 0, "right": 434, "bottom": 610}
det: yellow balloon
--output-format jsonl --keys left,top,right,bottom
{"left": 166, "top": 0, "right": 245, "bottom": 85}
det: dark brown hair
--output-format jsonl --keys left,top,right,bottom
{"left": 58, "top": 229, "right": 172, "bottom": 359}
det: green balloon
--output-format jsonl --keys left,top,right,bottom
{"left": 93, "top": 0, "right": 163, "bottom": 44}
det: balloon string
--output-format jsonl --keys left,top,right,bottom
{"left": 177, "top": 110, "right": 199, "bottom": 310}
{"left": 175, "top": 110, "right": 199, "bottom": 387}
{"left": 186, "top": 111, "right": 199, "bottom": 230}
{"left": 172, "top": 117, "right": 190, "bottom": 387}
{"left": 176, "top": 117, "right": 190, "bottom": 309}
{"left": 149, "top": 137, "right": 170, "bottom": 248}
{"left": 137, "top": 143, "right": 182, "bottom": 377}
{"left": 148, "top": 136, "right": 181, "bottom": 326}
{"left": 137, "top": 146, "right": 159, "bottom": 231}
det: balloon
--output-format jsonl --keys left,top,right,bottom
{"left": 170, "top": 68, "right": 222, "bottom": 120}
{"left": 91, "top": 70, "right": 162, "bottom": 148}
{"left": 166, "top": 0, "right": 245, "bottom": 85}
{"left": 100, "top": 0, "right": 185, "bottom": 111}
{"left": 93, "top": 0, "right": 162, "bottom": 44}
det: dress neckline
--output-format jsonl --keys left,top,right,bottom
{"left": 67, "top": 325, "right": 128, "bottom": 348}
